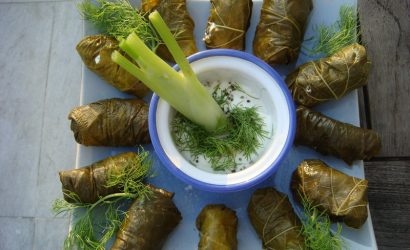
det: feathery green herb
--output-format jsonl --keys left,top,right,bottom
{"left": 77, "top": 0, "right": 161, "bottom": 50}
{"left": 300, "top": 195, "right": 344, "bottom": 250}
{"left": 310, "top": 5, "right": 358, "bottom": 56}
{"left": 172, "top": 83, "right": 269, "bottom": 171}
{"left": 52, "top": 151, "right": 152, "bottom": 250}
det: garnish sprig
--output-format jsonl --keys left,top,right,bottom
{"left": 300, "top": 194, "right": 344, "bottom": 250}
{"left": 310, "top": 5, "right": 358, "bottom": 56}
{"left": 77, "top": 0, "right": 161, "bottom": 50}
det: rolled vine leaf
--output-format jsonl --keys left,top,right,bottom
{"left": 76, "top": 35, "right": 150, "bottom": 97}
{"left": 58, "top": 152, "right": 150, "bottom": 204}
{"left": 111, "top": 185, "right": 182, "bottom": 250}
{"left": 204, "top": 0, "right": 253, "bottom": 50}
{"left": 247, "top": 187, "right": 305, "bottom": 250}
{"left": 141, "top": 0, "right": 198, "bottom": 62}
{"left": 291, "top": 159, "right": 369, "bottom": 229}
{"left": 253, "top": 0, "right": 313, "bottom": 65}
{"left": 295, "top": 106, "right": 381, "bottom": 165}
{"left": 286, "top": 43, "right": 370, "bottom": 107}
{"left": 196, "top": 204, "right": 238, "bottom": 250}
{"left": 68, "top": 98, "right": 150, "bottom": 147}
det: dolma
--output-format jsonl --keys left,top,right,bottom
{"left": 141, "top": 0, "right": 197, "bottom": 61}
{"left": 68, "top": 98, "right": 150, "bottom": 147}
{"left": 247, "top": 188, "right": 305, "bottom": 250}
{"left": 291, "top": 159, "right": 368, "bottom": 228}
{"left": 286, "top": 43, "right": 370, "bottom": 107}
{"left": 295, "top": 106, "right": 381, "bottom": 164}
{"left": 59, "top": 152, "right": 139, "bottom": 203}
{"left": 111, "top": 186, "right": 182, "bottom": 250}
{"left": 253, "top": 0, "right": 312, "bottom": 65}
{"left": 196, "top": 204, "right": 238, "bottom": 250}
{"left": 76, "top": 35, "right": 149, "bottom": 97}
{"left": 204, "top": 0, "right": 252, "bottom": 50}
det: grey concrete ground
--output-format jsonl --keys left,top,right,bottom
{"left": 0, "top": 1, "right": 82, "bottom": 249}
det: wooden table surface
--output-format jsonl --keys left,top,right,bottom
{"left": 358, "top": 0, "right": 410, "bottom": 249}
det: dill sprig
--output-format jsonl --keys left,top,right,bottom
{"left": 172, "top": 84, "right": 269, "bottom": 171}
{"left": 77, "top": 0, "right": 161, "bottom": 50}
{"left": 52, "top": 151, "right": 152, "bottom": 250}
{"left": 310, "top": 5, "right": 358, "bottom": 56}
{"left": 300, "top": 195, "right": 344, "bottom": 250}
{"left": 106, "top": 150, "right": 153, "bottom": 199}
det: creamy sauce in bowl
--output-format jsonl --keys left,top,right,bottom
{"left": 177, "top": 79, "right": 274, "bottom": 174}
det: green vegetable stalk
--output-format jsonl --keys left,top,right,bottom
{"left": 112, "top": 11, "right": 228, "bottom": 132}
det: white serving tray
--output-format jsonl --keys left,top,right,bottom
{"left": 75, "top": 0, "right": 377, "bottom": 249}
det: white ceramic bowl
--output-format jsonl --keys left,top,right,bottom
{"left": 149, "top": 49, "right": 295, "bottom": 192}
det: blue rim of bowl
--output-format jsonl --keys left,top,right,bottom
{"left": 148, "top": 49, "right": 296, "bottom": 192}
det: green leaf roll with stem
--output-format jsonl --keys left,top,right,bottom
{"left": 292, "top": 159, "right": 369, "bottom": 229}
{"left": 76, "top": 35, "right": 149, "bottom": 97}
{"left": 247, "top": 187, "right": 305, "bottom": 250}
{"left": 53, "top": 151, "right": 153, "bottom": 250}
{"left": 111, "top": 185, "right": 182, "bottom": 250}
{"left": 286, "top": 43, "right": 370, "bottom": 107}
{"left": 204, "top": 0, "right": 253, "bottom": 50}
{"left": 248, "top": 187, "right": 344, "bottom": 250}
{"left": 196, "top": 204, "right": 238, "bottom": 250}
{"left": 294, "top": 106, "right": 381, "bottom": 164}
{"left": 68, "top": 98, "right": 150, "bottom": 147}
{"left": 253, "top": 0, "right": 313, "bottom": 65}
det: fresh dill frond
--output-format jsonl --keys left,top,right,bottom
{"left": 106, "top": 150, "right": 153, "bottom": 200}
{"left": 77, "top": 0, "right": 161, "bottom": 50}
{"left": 300, "top": 195, "right": 344, "bottom": 250}
{"left": 310, "top": 5, "right": 358, "bottom": 56}
{"left": 172, "top": 84, "right": 268, "bottom": 171}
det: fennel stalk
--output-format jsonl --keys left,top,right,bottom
{"left": 112, "top": 12, "right": 269, "bottom": 170}
{"left": 112, "top": 11, "right": 228, "bottom": 132}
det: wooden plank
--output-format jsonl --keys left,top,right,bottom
{"left": 358, "top": 0, "right": 410, "bottom": 157}
{"left": 357, "top": 87, "right": 368, "bottom": 128}
{"left": 364, "top": 161, "right": 410, "bottom": 250}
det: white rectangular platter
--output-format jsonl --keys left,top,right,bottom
{"left": 76, "top": 0, "right": 378, "bottom": 249}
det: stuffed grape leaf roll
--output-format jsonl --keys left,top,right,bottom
{"left": 68, "top": 98, "right": 150, "bottom": 147}
{"left": 76, "top": 35, "right": 149, "bottom": 97}
{"left": 286, "top": 43, "right": 370, "bottom": 107}
{"left": 295, "top": 106, "right": 381, "bottom": 164}
{"left": 196, "top": 204, "right": 238, "bottom": 250}
{"left": 111, "top": 185, "right": 182, "bottom": 250}
{"left": 291, "top": 159, "right": 369, "bottom": 229}
{"left": 59, "top": 152, "right": 141, "bottom": 204}
{"left": 253, "top": 0, "right": 312, "bottom": 65}
{"left": 204, "top": 0, "right": 252, "bottom": 50}
{"left": 247, "top": 188, "right": 305, "bottom": 250}
{"left": 141, "top": 0, "right": 197, "bottom": 62}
